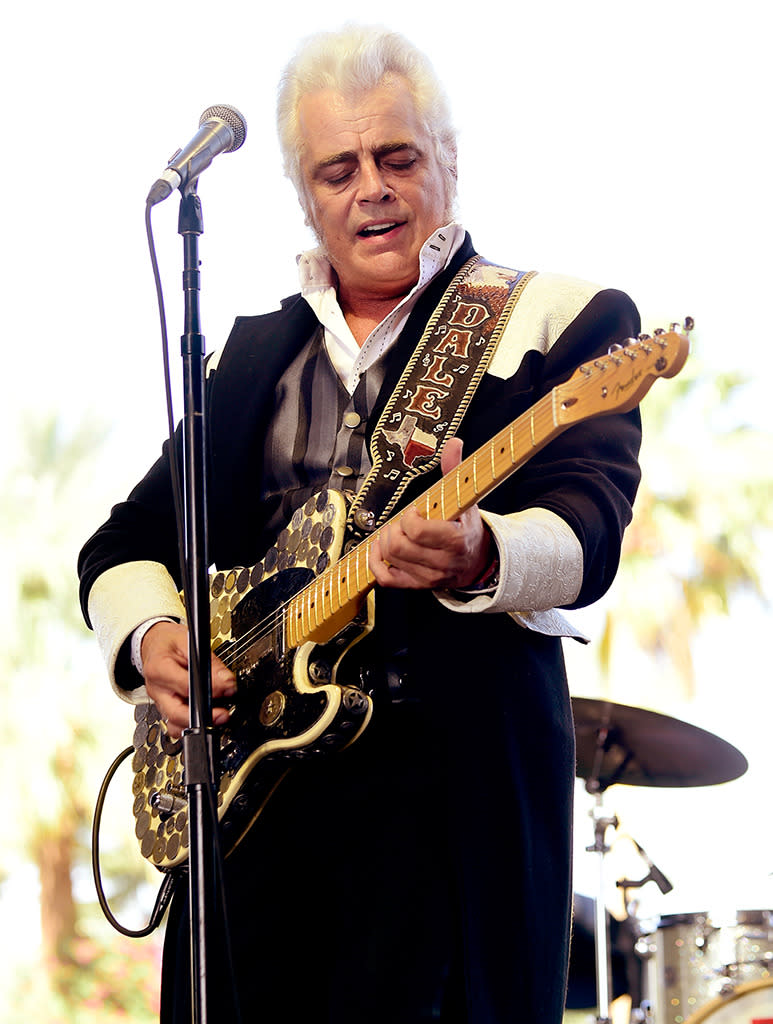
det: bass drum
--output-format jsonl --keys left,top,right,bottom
{"left": 638, "top": 910, "right": 773, "bottom": 1022}
{"left": 686, "top": 976, "right": 773, "bottom": 1022}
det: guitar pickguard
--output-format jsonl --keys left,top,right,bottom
{"left": 130, "top": 489, "right": 374, "bottom": 871}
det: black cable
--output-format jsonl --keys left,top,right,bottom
{"left": 91, "top": 743, "right": 242, "bottom": 1021}
{"left": 144, "top": 199, "right": 189, "bottom": 599}
{"left": 91, "top": 745, "right": 179, "bottom": 937}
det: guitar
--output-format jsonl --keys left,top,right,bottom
{"left": 130, "top": 326, "right": 690, "bottom": 870}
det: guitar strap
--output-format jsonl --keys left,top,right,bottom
{"left": 347, "top": 257, "right": 537, "bottom": 535}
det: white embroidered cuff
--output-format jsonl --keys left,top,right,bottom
{"left": 87, "top": 561, "right": 187, "bottom": 703}
{"left": 438, "top": 507, "right": 583, "bottom": 618}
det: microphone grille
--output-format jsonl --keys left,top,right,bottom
{"left": 199, "top": 104, "right": 247, "bottom": 152}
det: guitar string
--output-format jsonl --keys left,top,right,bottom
{"left": 212, "top": 535, "right": 375, "bottom": 668}
{"left": 207, "top": 344, "right": 662, "bottom": 673}
{"left": 209, "top": 368, "right": 601, "bottom": 670}
{"left": 210, "top": 388, "right": 566, "bottom": 670}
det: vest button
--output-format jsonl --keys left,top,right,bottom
{"left": 343, "top": 412, "right": 361, "bottom": 429}
{"left": 334, "top": 465, "right": 354, "bottom": 477}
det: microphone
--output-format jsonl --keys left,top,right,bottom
{"left": 632, "top": 839, "right": 674, "bottom": 895}
{"left": 147, "top": 104, "right": 247, "bottom": 206}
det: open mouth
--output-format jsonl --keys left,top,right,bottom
{"left": 357, "top": 222, "right": 403, "bottom": 238}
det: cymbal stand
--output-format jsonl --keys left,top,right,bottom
{"left": 583, "top": 718, "right": 622, "bottom": 1024}
{"left": 585, "top": 793, "right": 619, "bottom": 1024}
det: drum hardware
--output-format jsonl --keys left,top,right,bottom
{"left": 631, "top": 1000, "right": 653, "bottom": 1023}
{"left": 571, "top": 697, "right": 749, "bottom": 1024}
{"left": 585, "top": 795, "right": 621, "bottom": 1024}
{"left": 582, "top": 807, "right": 674, "bottom": 1021}
{"left": 616, "top": 837, "right": 674, "bottom": 897}
{"left": 585, "top": 795, "right": 620, "bottom": 1024}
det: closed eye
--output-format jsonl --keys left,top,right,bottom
{"left": 382, "top": 158, "right": 417, "bottom": 172}
{"left": 314, "top": 146, "right": 422, "bottom": 188}
{"left": 326, "top": 170, "right": 354, "bottom": 186}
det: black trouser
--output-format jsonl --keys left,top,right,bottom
{"left": 160, "top": 698, "right": 468, "bottom": 1024}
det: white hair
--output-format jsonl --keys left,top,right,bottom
{"left": 277, "top": 25, "right": 458, "bottom": 222}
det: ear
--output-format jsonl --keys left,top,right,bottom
{"left": 294, "top": 180, "right": 319, "bottom": 236}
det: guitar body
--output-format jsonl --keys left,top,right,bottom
{"left": 131, "top": 489, "right": 374, "bottom": 871}
{"left": 125, "top": 326, "right": 691, "bottom": 872}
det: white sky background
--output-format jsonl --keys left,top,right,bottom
{"left": 1, "top": 0, "right": 772, "bottom": 994}
{"left": 3, "top": 0, "right": 769, "bottom": 490}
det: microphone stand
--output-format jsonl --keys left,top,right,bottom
{"left": 178, "top": 185, "right": 218, "bottom": 1024}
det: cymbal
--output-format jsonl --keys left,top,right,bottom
{"left": 571, "top": 697, "right": 748, "bottom": 791}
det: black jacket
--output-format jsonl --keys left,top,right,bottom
{"left": 78, "top": 235, "right": 641, "bottom": 1023}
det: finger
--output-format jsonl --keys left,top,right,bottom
{"left": 384, "top": 503, "right": 493, "bottom": 589}
{"left": 210, "top": 651, "right": 237, "bottom": 728}
{"left": 370, "top": 532, "right": 420, "bottom": 588}
{"left": 398, "top": 507, "right": 464, "bottom": 552}
{"left": 144, "top": 654, "right": 190, "bottom": 703}
{"left": 153, "top": 679, "right": 233, "bottom": 737}
{"left": 370, "top": 520, "right": 457, "bottom": 589}
{"left": 153, "top": 691, "right": 191, "bottom": 739}
{"left": 441, "top": 436, "right": 464, "bottom": 476}
{"left": 211, "top": 651, "right": 237, "bottom": 696}
{"left": 156, "top": 654, "right": 236, "bottom": 730}
{"left": 439, "top": 438, "right": 479, "bottom": 531}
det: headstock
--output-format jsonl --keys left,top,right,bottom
{"left": 556, "top": 319, "right": 692, "bottom": 423}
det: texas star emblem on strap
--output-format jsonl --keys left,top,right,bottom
{"left": 348, "top": 257, "right": 537, "bottom": 534}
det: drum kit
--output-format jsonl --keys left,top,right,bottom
{"left": 570, "top": 697, "right": 771, "bottom": 1024}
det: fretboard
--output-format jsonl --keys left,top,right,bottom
{"left": 284, "top": 386, "right": 566, "bottom": 649}
{"left": 270, "top": 326, "right": 691, "bottom": 650}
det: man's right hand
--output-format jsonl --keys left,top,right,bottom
{"left": 140, "top": 621, "right": 237, "bottom": 738}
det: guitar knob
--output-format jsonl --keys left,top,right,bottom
{"left": 343, "top": 688, "right": 369, "bottom": 715}
{"left": 259, "top": 690, "right": 286, "bottom": 727}
{"left": 308, "top": 659, "right": 331, "bottom": 683}
{"left": 232, "top": 793, "right": 250, "bottom": 813}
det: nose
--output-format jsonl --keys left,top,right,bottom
{"left": 358, "top": 159, "right": 394, "bottom": 203}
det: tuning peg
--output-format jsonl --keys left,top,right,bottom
{"left": 653, "top": 328, "right": 665, "bottom": 336}
{"left": 637, "top": 333, "right": 651, "bottom": 342}
{"left": 668, "top": 317, "right": 694, "bottom": 334}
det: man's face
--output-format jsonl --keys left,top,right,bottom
{"left": 297, "top": 77, "right": 452, "bottom": 308}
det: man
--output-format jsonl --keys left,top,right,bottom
{"left": 79, "top": 25, "right": 642, "bottom": 1024}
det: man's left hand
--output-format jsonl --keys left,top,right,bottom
{"left": 368, "top": 438, "right": 495, "bottom": 591}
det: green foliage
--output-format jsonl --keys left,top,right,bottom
{"left": 0, "top": 411, "right": 160, "bottom": 1022}
{"left": 0, "top": 934, "right": 161, "bottom": 1024}
{"left": 602, "top": 332, "right": 773, "bottom": 695}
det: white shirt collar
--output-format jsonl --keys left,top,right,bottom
{"left": 297, "top": 222, "right": 466, "bottom": 392}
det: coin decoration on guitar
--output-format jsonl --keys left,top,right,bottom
{"left": 131, "top": 488, "right": 369, "bottom": 871}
